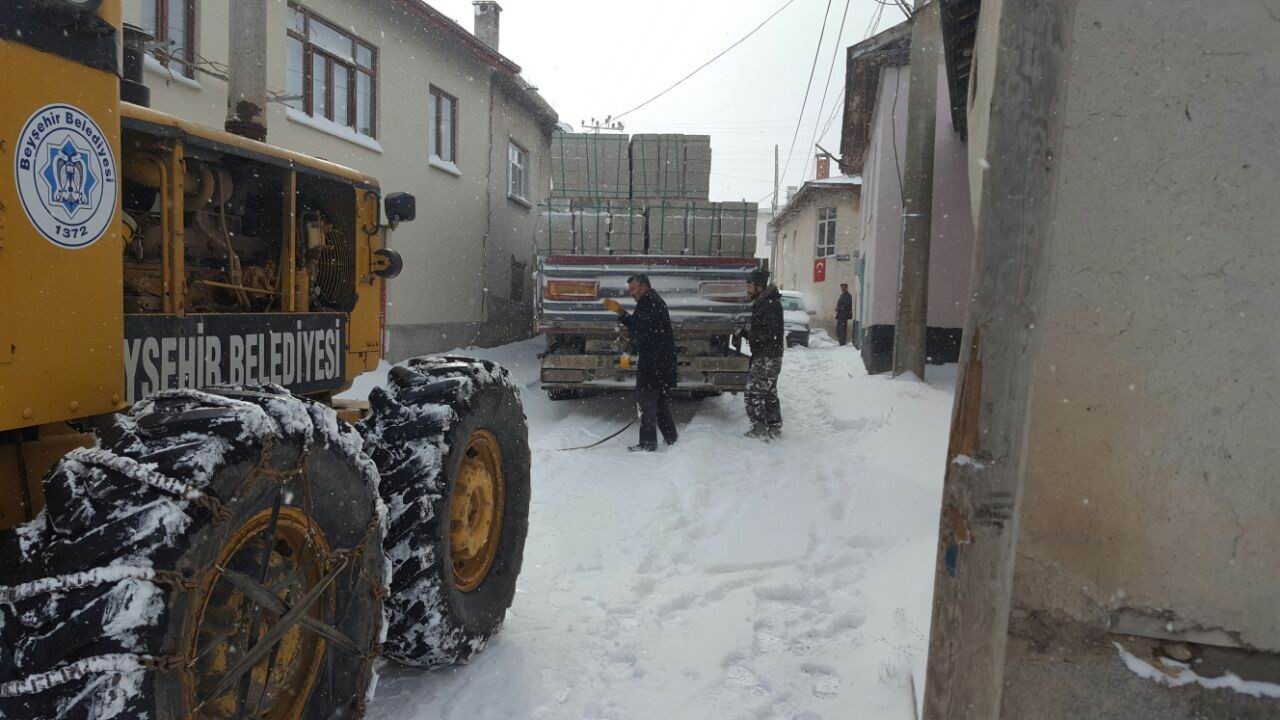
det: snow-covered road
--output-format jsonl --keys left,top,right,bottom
{"left": 357, "top": 336, "right": 955, "bottom": 720}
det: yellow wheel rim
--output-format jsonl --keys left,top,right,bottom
{"left": 450, "top": 429, "right": 505, "bottom": 593}
{"left": 186, "top": 505, "right": 330, "bottom": 719}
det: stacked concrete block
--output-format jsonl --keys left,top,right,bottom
{"left": 574, "top": 208, "right": 611, "bottom": 254}
{"left": 630, "top": 134, "right": 712, "bottom": 202}
{"left": 686, "top": 201, "right": 720, "bottom": 256}
{"left": 645, "top": 201, "right": 692, "bottom": 255}
{"left": 543, "top": 201, "right": 648, "bottom": 256}
{"left": 551, "top": 132, "right": 631, "bottom": 200}
{"left": 535, "top": 210, "right": 577, "bottom": 254}
{"left": 682, "top": 136, "right": 713, "bottom": 200}
{"left": 715, "top": 201, "right": 759, "bottom": 257}
{"left": 644, "top": 200, "right": 759, "bottom": 257}
{"left": 605, "top": 204, "right": 647, "bottom": 255}
{"left": 542, "top": 130, "right": 754, "bottom": 257}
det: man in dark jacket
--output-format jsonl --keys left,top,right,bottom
{"left": 835, "top": 283, "right": 854, "bottom": 346}
{"left": 603, "top": 274, "right": 679, "bottom": 451}
{"left": 742, "top": 268, "right": 784, "bottom": 439}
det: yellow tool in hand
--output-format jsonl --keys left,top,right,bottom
{"left": 602, "top": 298, "right": 624, "bottom": 314}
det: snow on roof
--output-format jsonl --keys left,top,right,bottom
{"left": 810, "top": 174, "right": 864, "bottom": 186}
{"left": 769, "top": 175, "right": 863, "bottom": 228}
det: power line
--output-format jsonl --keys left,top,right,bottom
{"left": 818, "top": 86, "right": 846, "bottom": 143}
{"left": 864, "top": 0, "right": 888, "bottom": 41}
{"left": 802, "top": 0, "right": 853, "bottom": 180}
{"left": 612, "top": 0, "right": 803, "bottom": 121}
{"left": 779, "top": 0, "right": 837, "bottom": 192}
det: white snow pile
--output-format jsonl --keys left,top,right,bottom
{"left": 1114, "top": 642, "right": 1280, "bottom": 700}
{"left": 361, "top": 338, "right": 956, "bottom": 719}
{"left": 807, "top": 328, "right": 840, "bottom": 348}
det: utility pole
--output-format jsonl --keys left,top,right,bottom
{"left": 773, "top": 144, "right": 780, "bottom": 215}
{"left": 580, "top": 117, "right": 625, "bottom": 134}
{"left": 891, "top": 0, "right": 940, "bottom": 379}
{"left": 225, "top": 0, "right": 269, "bottom": 141}
{"left": 921, "top": 2, "right": 1071, "bottom": 718}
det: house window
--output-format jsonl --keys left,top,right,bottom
{"left": 508, "top": 141, "right": 529, "bottom": 202}
{"left": 287, "top": 4, "right": 377, "bottom": 137}
{"left": 429, "top": 86, "right": 458, "bottom": 163}
{"left": 816, "top": 207, "right": 837, "bottom": 258}
{"left": 141, "top": 0, "right": 196, "bottom": 79}
{"left": 510, "top": 259, "right": 526, "bottom": 301}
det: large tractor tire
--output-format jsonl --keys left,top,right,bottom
{"left": 0, "top": 387, "right": 387, "bottom": 720}
{"left": 359, "top": 356, "right": 531, "bottom": 669}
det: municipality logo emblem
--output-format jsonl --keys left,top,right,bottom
{"left": 15, "top": 104, "right": 117, "bottom": 249}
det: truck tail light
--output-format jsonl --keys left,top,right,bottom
{"left": 545, "top": 280, "right": 600, "bottom": 301}
{"left": 699, "top": 281, "right": 748, "bottom": 302}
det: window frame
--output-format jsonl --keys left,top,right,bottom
{"left": 430, "top": 86, "right": 459, "bottom": 164}
{"left": 287, "top": 3, "right": 378, "bottom": 138}
{"left": 144, "top": 0, "right": 197, "bottom": 79}
{"left": 508, "top": 140, "right": 530, "bottom": 203}
{"left": 816, "top": 206, "right": 837, "bottom": 259}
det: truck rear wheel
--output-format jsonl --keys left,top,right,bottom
{"left": 360, "top": 356, "right": 531, "bottom": 668}
{"left": 0, "top": 388, "right": 386, "bottom": 720}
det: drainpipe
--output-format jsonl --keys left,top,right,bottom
{"left": 225, "top": 0, "right": 268, "bottom": 141}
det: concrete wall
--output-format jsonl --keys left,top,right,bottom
{"left": 123, "top": 0, "right": 550, "bottom": 359}
{"left": 769, "top": 187, "right": 861, "bottom": 332}
{"left": 973, "top": 0, "right": 1280, "bottom": 653}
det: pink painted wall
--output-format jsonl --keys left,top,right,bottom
{"left": 859, "top": 61, "right": 975, "bottom": 331}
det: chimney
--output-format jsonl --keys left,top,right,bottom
{"left": 225, "top": 0, "right": 268, "bottom": 141}
{"left": 786, "top": 185, "right": 798, "bottom": 203}
{"left": 473, "top": 2, "right": 502, "bottom": 52}
{"left": 816, "top": 154, "right": 831, "bottom": 180}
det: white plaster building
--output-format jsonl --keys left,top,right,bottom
{"left": 124, "top": 0, "right": 558, "bottom": 359}
{"left": 768, "top": 173, "right": 863, "bottom": 335}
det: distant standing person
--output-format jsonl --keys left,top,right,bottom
{"left": 603, "top": 274, "right": 679, "bottom": 452}
{"left": 742, "top": 269, "right": 784, "bottom": 439}
{"left": 836, "top": 282, "right": 853, "bottom": 346}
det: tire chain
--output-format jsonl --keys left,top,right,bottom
{"left": 0, "top": 387, "right": 388, "bottom": 718}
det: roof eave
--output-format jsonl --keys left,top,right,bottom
{"left": 840, "top": 20, "right": 913, "bottom": 176}
{"left": 769, "top": 182, "right": 860, "bottom": 229}
{"left": 393, "top": 0, "right": 522, "bottom": 76}
{"left": 493, "top": 71, "right": 559, "bottom": 130}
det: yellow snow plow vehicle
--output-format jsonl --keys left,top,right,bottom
{"left": 0, "top": 2, "right": 530, "bottom": 718}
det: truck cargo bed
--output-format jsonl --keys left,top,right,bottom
{"left": 537, "top": 255, "right": 759, "bottom": 395}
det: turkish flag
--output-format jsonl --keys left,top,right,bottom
{"left": 813, "top": 258, "right": 827, "bottom": 283}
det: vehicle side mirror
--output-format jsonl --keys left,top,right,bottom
{"left": 385, "top": 192, "right": 416, "bottom": 224}
{"left": 807, "top": 309, "right": 817, "bottom": 316}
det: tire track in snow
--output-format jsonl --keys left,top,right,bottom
{"left": 364, "top": 338, "right": 949, "bottom": 720}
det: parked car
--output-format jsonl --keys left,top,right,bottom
{"left": 780, "top": 290, "right": 812, "bottom": 347}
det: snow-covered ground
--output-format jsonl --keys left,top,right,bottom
{"left": 355, "top": 337, "right": 956, "bottom": 720}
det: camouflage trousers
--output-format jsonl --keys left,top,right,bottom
{"left": 745, "top": 355, "right": 783, "bottom": 428}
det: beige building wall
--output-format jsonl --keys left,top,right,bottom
{"left": 123, "top": 0, "right": 550, "bottom": 359}
{"left": 966, "top": 0, "right": 1280, "bottom": 653}
{"left": 479, "top": 78, "right": 553, "bottom": 343}
{"left": 770, "top": 186, "right": 861, "bottom": 333}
